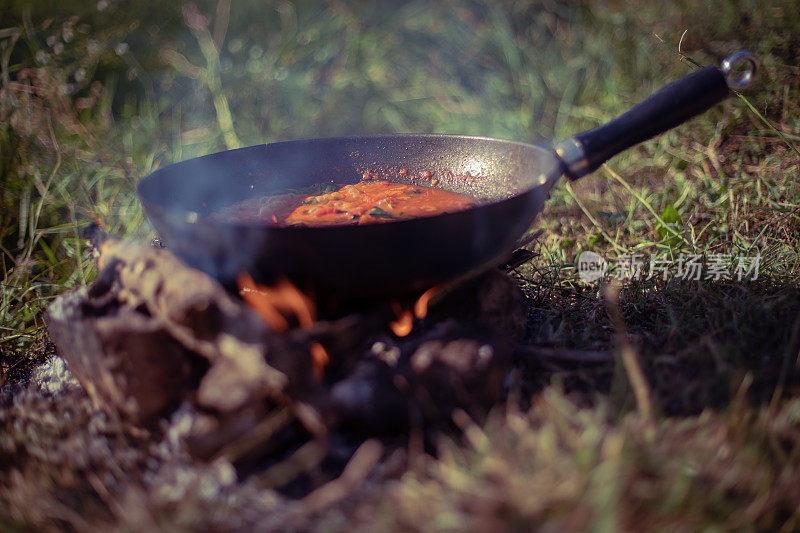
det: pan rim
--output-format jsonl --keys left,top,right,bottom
{"left": 137, "top": 133, "right": 561, "bottom": 233}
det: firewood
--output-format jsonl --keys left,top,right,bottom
{"left": 45, "top": 235, "right": 522, "bottom": 463}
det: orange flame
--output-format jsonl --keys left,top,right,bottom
{"left": 389, "top": 301, "right": 414, "bottom": 337}
{"left": 237, "top": 272, "right": 316, "bottom": 332}
{"left": 389, "top": 286, "right": 441, "bottom": 337}
{"left": 238, "top": 273, "right": 329, "bottom": 380}
{"left": 413, "top": 286, "right": 440, "bottom": 319}
{"left": 309, "top": 342, "right": 330, "bottom": 381}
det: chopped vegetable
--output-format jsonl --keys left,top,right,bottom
{"left": 368, "top": 207, "right": 397, "bottom": 219}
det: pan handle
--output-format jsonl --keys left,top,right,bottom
{"left": 554, "top": 51, "right": 757, "bottom": 180}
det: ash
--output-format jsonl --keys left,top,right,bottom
{"left": 0, "top": 359, "right": 306, "bottom": 531}
{"left": 30, "top": 355, "right": 80, "bottom": 396}
{"left": 0, "top": 355, "right": 78, "bottom": 407}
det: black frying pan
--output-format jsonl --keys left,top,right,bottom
{"left": 137, "top": 52, "right": 755, "bottom": 300}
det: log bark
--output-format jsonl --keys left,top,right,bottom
{"left": 45, "top": 287, "right": 203, "bottom": 422}
{"left": 46, "top": 239, "right": 299, "bottom": 425}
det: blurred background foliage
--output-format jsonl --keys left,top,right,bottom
{"left": 2, "top": 0, "right": 799, "bottom": 356}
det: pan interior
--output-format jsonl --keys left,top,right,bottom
{"left": 138, "top": 135, "right": 561, "bottom": 218}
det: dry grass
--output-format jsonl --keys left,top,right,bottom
{"left": 363, "top": 390, "right": 800, "bottom": 532}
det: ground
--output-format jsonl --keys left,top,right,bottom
{"left": 1, "top": 0, "right": 800, "bottom": 530}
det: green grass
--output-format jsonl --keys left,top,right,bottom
{"left": 1, "top": 0, "right": 800, "bottom": 529}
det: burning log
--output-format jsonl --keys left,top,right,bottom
{"left": 46, "top": 237, "right": 301, "bottom": 424}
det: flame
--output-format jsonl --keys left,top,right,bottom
{"left": 309, "top": 342, "right": 330, "bottom": 381}
{"left": 413, "top": 286, "right": 440, "bottom": 319}
{"left": 238, "top": 272, "right": 330, "bottom": 380}
{"left": 237, "top": 272, "right": 316, "bottom": 332}
{"left": 389, "top": 302, "right": 414, "bottom": 337}
{"left": 389, "top": 285, "right": 442, "bottom": 337}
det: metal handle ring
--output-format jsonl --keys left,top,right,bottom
{"left": 721, "top": 51, "right": 757, "bottom": 90}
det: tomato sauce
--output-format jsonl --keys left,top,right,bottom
{"left": 214, "top": 179, "right": 478, "bottom": 227}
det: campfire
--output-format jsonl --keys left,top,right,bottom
{"left": 45, "top": 228, "right": 533, "bottom": 493}
{"left": 43, "top": 49, "right": 757, "bottom": 493}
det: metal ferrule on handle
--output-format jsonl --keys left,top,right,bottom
{"left": 554, "top": 51, "right": 757, "bottom": 180}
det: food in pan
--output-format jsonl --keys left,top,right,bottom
{"left": 213, "top": 179, "right": 478, "bottom": 227}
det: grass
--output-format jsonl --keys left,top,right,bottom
{"left": 364, "top": 390, "right": 800, "bottom": 531}
{"left": 1, "top": 0, "right": 800, "bottom": 530}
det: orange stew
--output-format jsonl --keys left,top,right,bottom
{"left": 214, "top": 180, "right": 478, "bottom": 227}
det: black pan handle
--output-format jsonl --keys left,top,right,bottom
{"left": 555, "top": 51, "right": 757, "bottom": 180}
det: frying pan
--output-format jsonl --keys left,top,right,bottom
{"left": 138, "top": 52, "right": 756, "bottom": 301}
